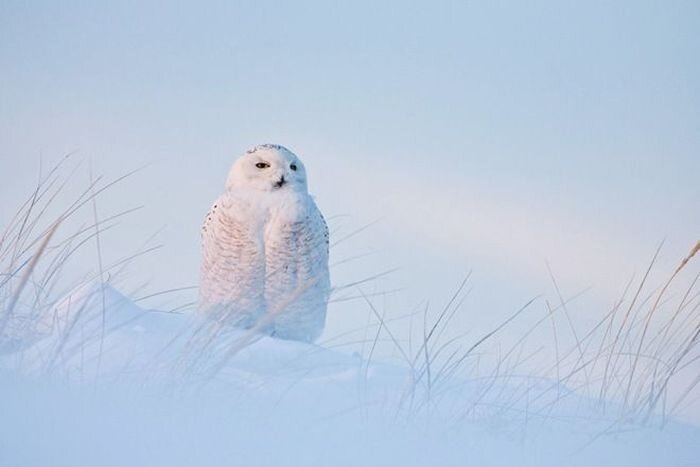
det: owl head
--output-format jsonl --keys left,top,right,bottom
{"left": 225, "top": 144, "right": 309, "bottom": 193}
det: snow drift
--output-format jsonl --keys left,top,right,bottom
{"left": 1, "top": 282, "right": 699, "bottom": 467}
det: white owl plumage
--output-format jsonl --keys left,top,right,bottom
{"left": 199, "top": 144, "right": 330, "bottom": 342}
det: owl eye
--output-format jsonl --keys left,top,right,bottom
{"left": 290, "top": 163, "right": 297, "bottom": 171}
{"left": 255, "top": 162, "right": 270, "bottom": 169}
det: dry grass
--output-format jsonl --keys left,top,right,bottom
{"left": 2, "top": 156, "right": 698, "bottom": 430}
{"left": 0, "top": 156, "right": 160, "bottom": 365}
{"left": 347, "top": 240, "right": 700, "bottom": 425}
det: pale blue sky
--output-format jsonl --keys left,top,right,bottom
{"left": 1, "top": 1, "right": 699, "bottom": 343}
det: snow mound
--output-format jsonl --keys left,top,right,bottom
{"left": 2, "top": 282, "right": 407, "bottom": 404}
{"left": 1, "top": 284, "right": 699, "bottom": 467}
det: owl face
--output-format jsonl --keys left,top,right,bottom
{"left": 226, "top": 144, "right": 308, "bottom": 193}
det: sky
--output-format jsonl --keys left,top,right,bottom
{"left": 1, "top": 1, "right": 699, "bottom": 349}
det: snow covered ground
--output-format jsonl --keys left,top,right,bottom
{"left": 1, "top": 282, "right": 699, "bottom": 467}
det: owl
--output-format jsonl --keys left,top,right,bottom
{"left": 199, "top": 144, "right": 330, "bottom": 343}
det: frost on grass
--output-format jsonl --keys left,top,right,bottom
{"left": 1, "top": 159, "right": 699, "bottom": 467}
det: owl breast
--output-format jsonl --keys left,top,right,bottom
{"left": 199, "top": 190, "right": 330, "bottom": 342}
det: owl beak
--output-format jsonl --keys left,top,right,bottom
{"left": 274, "top": 175, "right": 286, "bottom": 189}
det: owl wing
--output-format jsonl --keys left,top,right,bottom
{"left": 319, "top": 208, "right": 330, "bottom": 253}
{"left": 200, "top": 198, "right": 220, "bottom": 242}
{"left": 263, "top": 197, "right": 331, "bottom": 342}
{"left": 199, "top": 193, "right": 266, "bottom": 326}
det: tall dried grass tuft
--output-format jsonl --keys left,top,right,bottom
{"left": 0, "top": 156, "right": 155, "bottom": 362}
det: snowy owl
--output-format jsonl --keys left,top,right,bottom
{"left": 199, "top": 144, "right": 330, "bottom": 342}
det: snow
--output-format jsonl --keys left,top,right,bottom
{"left": 1, "top": 283, "right": 699, "bottom": 467}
